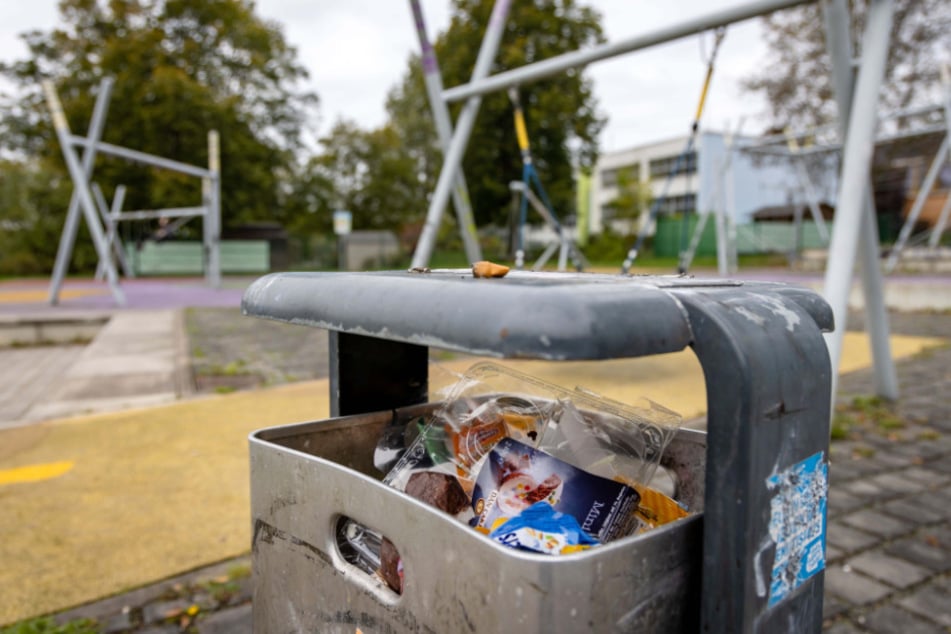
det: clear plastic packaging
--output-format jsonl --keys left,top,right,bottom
{"left": 383, "top": 362, "right": 680, "bottom": 496}
{"left": 345, "top": 361, "right": 685, "bottom": 587}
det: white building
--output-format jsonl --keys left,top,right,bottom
{"left": 589, "top": 131, "right": 838, "bottom": 236}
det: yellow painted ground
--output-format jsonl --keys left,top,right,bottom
{"left": 0, "top": 288, "right": 107, "bottom": 303}
{"left": 0, "top": 331, "right": 944, "bottom": 623}
{"left": 0, "top": 461, "right": 74, "bottom": 486}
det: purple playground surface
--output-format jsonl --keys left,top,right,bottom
{"left": 2, "top": 269, "right": 947, "bottom": 317}
{"left": 0, "top": 277, "right": 251, "bottom": 316}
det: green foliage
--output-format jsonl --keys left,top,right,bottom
{"left": 604, "top": 169, "right": 651, "bottom": 232}
{"left": 831, "top": 394, "right": 906, "bottom": 441}
{"left": 0, "top": 159, "right": 72, "bottom": 274}
{"left": 0, "top": 0, "right": 317, "bottom": 274}
{"left": 0, "top": 617, "right": 98, "bottom": 634}
{"left": 311, "top": 120, "right": 429, "bottom": 233}
{"left": 329, "top": 0, "right": 607, "bottom": 235}
{"left": 428, "top": 0, "right": 606, "bottom": 226}
{"left": 583, "top": 226, "right": 634, "bottom": 263}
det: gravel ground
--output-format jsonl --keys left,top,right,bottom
{"left": 184, "top": 307, "right": 329, "bottom": 394}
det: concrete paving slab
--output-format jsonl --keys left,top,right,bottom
{"left": 20, "top": 310, "right": 185, "bottom": 424}
{"left": 0, "top": 346, "right": 85, "bottom": 427}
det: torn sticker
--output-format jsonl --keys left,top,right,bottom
{"left": 766, "top": 451, "right": 827, "bottom": 608}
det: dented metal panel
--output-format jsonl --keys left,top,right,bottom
{"left": 250, "top": 409, "right": 706, "bottom": 633}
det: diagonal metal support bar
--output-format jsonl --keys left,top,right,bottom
{"left": 44, "top": 80, "right": 125, "bottom": 306}
{"left": 510, "top": 181, "right": 589, "bottom": 271}
{"left": 928, "top": 191, "right": 951, "bottom": 248}
{"left": 885, "top": 134, "right": 950, "bottom": 271}
{"left": 204, "top": 130, "right": 222, "bottom": 288}
{"left": 106, "top": 184, "right": 130, "bottom": 278}
{"left": 442, "top": 0, "right": 812, "bottom": 103}
{"left": 92, "top": 183, "right": 133, "bottom": 280}
{"left": 69, "top": 136, "right": 213, "bottom": 179}
{"left": 928, "top": 66, "right": 951, "bottom": 249}
{"left": 785, "top": 132, "right": 831, "bottom": 243}
{"left": 409, "top": 0, "right": 482, "bottom": 264}
{"left": 48, "top": 77, "right": 114, "bottom": 305}
{"left": 822, "top": 0, "right": 897, "bottom": 399}
{"left": 410, "top": 0, "right": 512, "bottom": 269}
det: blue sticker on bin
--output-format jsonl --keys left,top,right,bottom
{"left": 766, "top": 451, "right": 828, "bottom": 608}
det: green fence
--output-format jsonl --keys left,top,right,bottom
{"left": 125, "top": 240, "right": 270, "bottom": 275}
{"left": 654, "top": 216, "right": 829, "bottom": 257}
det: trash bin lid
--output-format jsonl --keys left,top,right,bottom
{"left": 241, "top": 270, "right": 832, "bottom": 360}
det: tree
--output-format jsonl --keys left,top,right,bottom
{"left": 0, "top": 159, "right": 71, "bottom": 274}
{"left": 743, "top": 0, "right": 951, "bottom": 131}
{"left": 0, "top": 0, "right": 317, "bottom": 271}
{"left": 310, "top": 120, "right": 428, "bottom": 233}
{"left": 386, "top": 0, "right": 606, "bottom": 228}
{"left": 605, "top": 168, "right": 652, "bottom": 236}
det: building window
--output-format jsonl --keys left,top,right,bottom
{"left": 654, "top": 193, "right": 696, "bottom": 215}
{"left": 601, "top": 164, "right": 639, "bottom": 189}
{"left": 649, "top": 152, "right": 697, "bottom": 179}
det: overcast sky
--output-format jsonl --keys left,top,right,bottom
{"left": 0, "top": 1, "right": 774, "bottom": 154}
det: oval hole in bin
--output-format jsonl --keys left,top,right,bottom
{"left": 335, "top": 515, "right": 403, "bottom": 595}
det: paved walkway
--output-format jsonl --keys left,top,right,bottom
{"left": 821, "top": 312, "right": 951, "bottom": 633}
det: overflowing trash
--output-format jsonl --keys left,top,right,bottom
{"left": 339, "top": 362, "right": 691, "bottom": 594}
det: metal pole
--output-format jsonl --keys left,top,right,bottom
{"left": 681, "top": 211, "right": 710, "bottom": 272}
{"left": 725, "top": 138, "right": 740, "bottom": 273}
{"left": 715, "top": 157, "right": 730, "bottom": 276}
{"left": 118, "top": 207, "right": 208, "bottom": 221}
{"left": 786, "top": 132, "right": 831, "bottom": 243}
{"left": 925, "top": 68, "right": 951, "bottom": 249}
{"left": 92, "top": 183, "right": 133, "bottom": 279}
{"left": 408, "top": 0, "right": 483, "bottom": 264}
{"left": 206, "top": 130, "right": 222, "bottom": 288}
{"left": 741, "top": 122, "right": 949, "bottom": 158}
{"left": 411, "top": 0, "right": 512, "bottom": 269}
{"left": 69, "top": 136, "right": 213, "bottom": 179}
{"left": 793, "top": 159, "right": 830, "bottom": 242}
{"left": 684, "top": 123, "right": 741, "bottom": 274}
{"left": 110, "top": 185, "right": 132, "bottom": 277}
{"left": 43, "top": 80, "right": 125, "bottom": 306}
{"left": 822, "top": 0, "right": 895, "bottom": 397}
{"left": 442, "top": 0, "right": 812, "bottom": 103}
{"left": 885, "top": 134, "right": 950, "bottom": 271}
{"left": 858, "top": 186, "right": 898, "bottom": 399}
{"left": 93, "top": 183, "right": 110, "bottom": 282}
{"left": 928, "top": 193, "right": 951, "bottom": 248}
{"left": 49, "top": 77, "right": 114, "bottom": 305}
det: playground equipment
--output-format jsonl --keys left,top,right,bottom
{"left": 408, "top": 0, "right": 482, "bottom": 264}
{"left": 508, "top": 88, "right": 588, "bottom": 271}
{"left": 44, "top": 78, "right": 222, "bottom": 306}
{"left": 677, "top": 120, "right": 743, "bottom": 276}
{"left": 621, "top": 26, "right": 727, "bottom": 275}
{"left": 885, "top": 66, "right": 951, "bottom": 271}
{"left": 406, "top": 0, "right": 897, "bottom": 403}
{"left": 738, "top": 101, "right": 949, "bottom": 277}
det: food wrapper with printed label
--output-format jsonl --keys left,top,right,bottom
{"left": 488, "top": 501, "right": 598, "bottom": 555}
{"left": 470, "top": 438, "right": 643, "bottom": 544}
{"left": 538, "top": 400, "right": 689, "bottom": 528}
{"left": 383, "top": 362, "right": 679, "bottom": 498}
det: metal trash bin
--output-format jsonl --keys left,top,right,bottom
{"left": 243, "top": 270, "right": 834, "bottom": 633}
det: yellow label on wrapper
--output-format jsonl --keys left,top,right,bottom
{"left": 614, "top": 477, "right": 689, "bottom": 528}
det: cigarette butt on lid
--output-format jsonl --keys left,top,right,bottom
{"left": 472, "top": 261, "right": 510, "bottom": 278}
